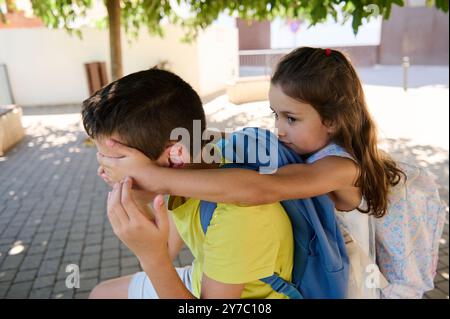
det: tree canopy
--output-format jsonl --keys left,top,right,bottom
{"left": 1, "top": 0, "right": 448, "bottom": 79}
{"left": 0, "top": 0, "right": 446, "bottom": 36}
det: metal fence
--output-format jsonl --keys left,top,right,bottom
{"left": 239, "top": 49, "right": 291, "bottom": 77}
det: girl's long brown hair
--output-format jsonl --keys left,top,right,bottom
{"left": 272, "top": 47, "right": 406, "bottom": 218}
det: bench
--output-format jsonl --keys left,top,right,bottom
{"left": 0, "top": 105, "right": 25, "bottom": 156}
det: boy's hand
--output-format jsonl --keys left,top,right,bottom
{"left": 97, "top": 139, "right": 153, "bottom": 190}
{"left": 107, "top": 177, "right": 170, "bottom": 265}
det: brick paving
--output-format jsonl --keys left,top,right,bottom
{"left": 0, "top": 101, "right": 448, "bottom": 299}
{"left": 0, "top": 109, "right": 194, "bottom": 299}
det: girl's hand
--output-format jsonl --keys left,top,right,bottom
{"left": 96, "top": 139, "right": 155, "bottom": 190}
{"left": 99, "top": 165, "right": 155, "bottom": 206}
{"left": 107, "top": 177, "right": 170, "bottom": 265}
{"left": 97, "top": 165, "right": 114, "bottom": 187}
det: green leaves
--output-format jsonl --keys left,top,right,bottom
{"left": 28, "top": 0, "right": 94, "bottom": 38}
{"left": 24, "top": 0, "right": 448, "bottom": 39}
{"left": 435, "top": 0, "right": 449, "bottom": 12}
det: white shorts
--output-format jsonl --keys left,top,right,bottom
{"left": 128, "top": 264, "right": 194, "bottom": 299}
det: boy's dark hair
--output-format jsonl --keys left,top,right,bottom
{"left": 82, "top": 68, "right": 206, "bottom": 160}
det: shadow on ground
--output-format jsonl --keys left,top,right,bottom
{"left": 0, "top": 118, "right": 448, "bottom": 299}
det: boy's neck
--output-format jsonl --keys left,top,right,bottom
{"left": 167, "top": 161, "right": 220, "bottom": 208}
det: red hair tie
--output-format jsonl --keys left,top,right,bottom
{"left": 325, "top": 48, "right": 332, "bottom": 56}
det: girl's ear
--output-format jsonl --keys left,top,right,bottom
{"left": 324, "top": 120, "right": 337, "bottom": 135}
{"left": 327, "top": 125, "right": 336, "bottom": 135}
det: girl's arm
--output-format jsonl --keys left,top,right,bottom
{"left": 98, "top": 141, "right": 359, "bottom": 205}
{"left": 158, "top": 156, "right": 358, "bottom": 205}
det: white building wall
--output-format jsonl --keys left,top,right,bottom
{"left": 197, "top": 25, "right": 239, "bottom": 96}
{"left": 0, "top": 24, "right": 238, "bottom": 106}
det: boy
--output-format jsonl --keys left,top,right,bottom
{"left": 82, "top": 69, "right": 293, "bottom": 299}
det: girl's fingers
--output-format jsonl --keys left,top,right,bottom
{"left": 98, "top": 166, "right": 113, "bottom": 186}
{"left": 100, "top": 172, "right": 109, "bottom": 182}
{"left": 100, "top": 167, "right": 112, "bottom": 183}
{"left": 102, "top": 175, "right": 114, "bottom": 188}
{"left": 98, "top": 155, "right": 121, "bottom": 171}
{"left": 106, "top": 138, "right": 134, "bottom": 157}
{"left": 96, "top": 152, "right": 108, "bottom": 168}
{"left": 97, "top": 152, "right": 123, "bottom": 170}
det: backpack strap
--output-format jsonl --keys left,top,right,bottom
{"left": 260, "top": 275, "right": 304, "bottom": 299}
{"left": 199, "top": 162, "right": 256, "bottom": 234}
{"left": 199, "top": 200, "right": 217, "bottom": 234}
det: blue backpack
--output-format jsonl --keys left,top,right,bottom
{"left": 199, "top": 127, "right": 349, "bottom": 299}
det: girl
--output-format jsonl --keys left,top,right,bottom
{"left": 98, "top": 47, "right": 405, "bottom": 216}
{"left": 98, "top": 47, "right": 406, "bottom": 297}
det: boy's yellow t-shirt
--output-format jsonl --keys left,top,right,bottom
{"left": 169, "top": 196, "right": 294, "bottom": 299}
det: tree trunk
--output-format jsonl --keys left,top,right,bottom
{"left": 106, "top": 0, "right": 123, "bottom": 81}
{"left": 6, "top": 0, "right": 16, "bottom": 13}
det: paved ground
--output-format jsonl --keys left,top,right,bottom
{"left": 0, "top": 67, "right": 448, "bottom": 299}
{"left": 0, "top": 110, "right": 194, "bottom": 299}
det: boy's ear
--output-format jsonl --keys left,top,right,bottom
{"left": 165, "top": 141, "right": 191, "bottom": 168}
